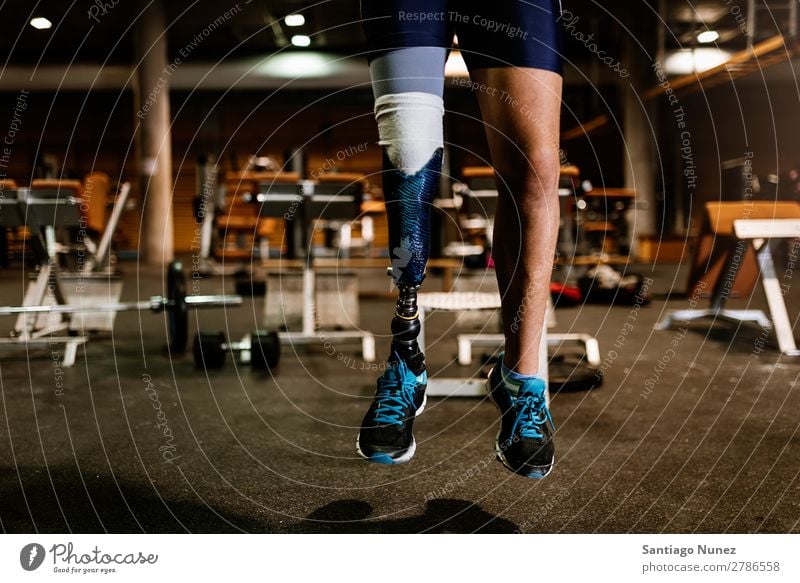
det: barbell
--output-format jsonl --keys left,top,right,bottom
{"left": 0, "top": 261, "right": 242, "bottom": 352}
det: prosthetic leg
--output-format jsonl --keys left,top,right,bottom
{"left": 384, "top": 148, "right": 443, "bottom": 376}
{"left": 356, "top": 50, "right": 446, "bottom": 464}
{"left": 355, "top": 148, "right": 443, "bottom": 464}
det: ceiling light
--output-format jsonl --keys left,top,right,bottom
{"left": 285, "top": 14, "right": 305, "bottom": 27}
{"left": 697, "top": 30, "right": 720, "bottom": 44}
{"left": 29, "top": 17, "right": 52, "bottom": 30}
{"left": 291, "top": 35, "right": 311, "bottom": 48}
{"left": 445, "top": 50, "right": 468, "bottom": 77}
{"left": 259, "top": 53, "right": 336, "bottom": 78}
{"left": 664, "top": 48, "right": 731, "bottom": 75}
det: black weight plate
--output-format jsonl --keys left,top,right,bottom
{"left": 167, "top": 260, "right": 189, "bottom": 353}
{"left": 250, "top": 330, "right": 280, "bottom": 370}
{"left": 549, "top": 359, "right": 602, "bottom": 393}
{"left": 234, "top": 279, "right": 266, "bottom": 297}
{"left": 193, "top": 331, "right": 227, "bottom": 369}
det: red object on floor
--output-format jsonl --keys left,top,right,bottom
{"left": 550, "top": 282, "right": 582, "bottom": 306}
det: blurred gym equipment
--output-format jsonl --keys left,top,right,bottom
{"left": 252, "top": 175, "right": 376, "bottom": 362}
{"left": 0, "top": 260, "right": 241, "bottom": 365}
{"left": 193, "top": 329, "right": 281, "bottom": 371}
{"left": 657, "top": 201, "right": 800, "bottom": 356}
{"left": 0, "top": 184, "right": 240, "bottom": 365}
{"left": 416, "top": 165, "right": 604, "bottom": 397}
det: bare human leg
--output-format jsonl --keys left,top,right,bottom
{"left": 472, "top": 66, "right": 562, "bottom": 478}
{"left": 470, "top": 67, "right": 563, "bottom": 377}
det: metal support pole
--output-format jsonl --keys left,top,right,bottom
{"left": 134, "top": 0, "right": 174, "bottom": 265}
{"left": 623, "top": 33, "right": 657, "bottom": 257}
{"left": 301, "top": 181, "right": 316, "bottom": 336}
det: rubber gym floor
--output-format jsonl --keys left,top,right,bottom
{"left": 1, "top": 260, "right": 799, "bottom": 534}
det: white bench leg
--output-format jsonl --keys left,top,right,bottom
{"left": 755, "top": 240, "right": 800, "bottom": 355}
{"left": 584, "top": 337, "right": 601, "bottom": 366}
{"left": 458, "top": 336, "right": 472, "bottom": 366}
{"left": 362, "top": 333, "right": 375, "bottom": 363}
{"left": 61, "top": 340, "right": 79, "bottom": 368}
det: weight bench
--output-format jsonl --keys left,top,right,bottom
{"left": 656, "top": 201, "right": 800, "bottom": 356}
{"left": 416, "top": 292, "right": 510, "bottom": 397}
{"left": 1, "top": 260, "right": 241, "bottom": 367}
{"left": 254, "top": 178, "right": 375, "bottom": 362}
{"left": 0, "top": 187, "right": 89, "bottom": 365}
{"left": 420, "top": 164, "right": 600, "bottom": 397}
{"left": 417, "top": 291, "right": 601, "bottom": 398}
{"left": 11, "top": 188, "right": 84, "bottom": 337}
{"left": 0, "top": 185, "right": 217, "bottom": 368}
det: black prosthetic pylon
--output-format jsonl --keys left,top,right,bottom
{"left": 389, "top": 283, "right": 425, "bottom": 376}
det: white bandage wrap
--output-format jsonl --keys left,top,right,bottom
{"left": 374, "top": 92, "right": 444, "bottom": 175}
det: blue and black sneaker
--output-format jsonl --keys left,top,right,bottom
{"left": 488, "top": 364, "right": 555, "bottom": 479}
{"left": 356, "top": 354, "right": 427, "bottom": 465}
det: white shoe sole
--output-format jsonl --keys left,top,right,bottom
{"left": 356, "top": 435, "right": 417, "bottom": 465}
{"left": 355, "top": 391, "right": 426, "bottom": 465}
{"left": 415, "top": 393, "right": 427, "bottom": 416}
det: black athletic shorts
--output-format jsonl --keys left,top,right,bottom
{"left": 361, "top": 0, "right": 563, "bottom": 74}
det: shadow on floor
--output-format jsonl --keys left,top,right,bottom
{"left": 0, "top": 465, "right": 274, "bottom": 533}
{"left": 305, "top": 498, "right": 519, "bottom": 533}
{"left": 2, "top": 466, "right": 517, "bottom": 534}
{"left": 687, "top": 320, "right": 780, "bottom": 353}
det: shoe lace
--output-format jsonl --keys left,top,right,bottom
{"left": 511, "top": 384, "right": 555, "bottom": 440}
{"left": 372, "top": 361, "right": 418, "bottom": 426}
